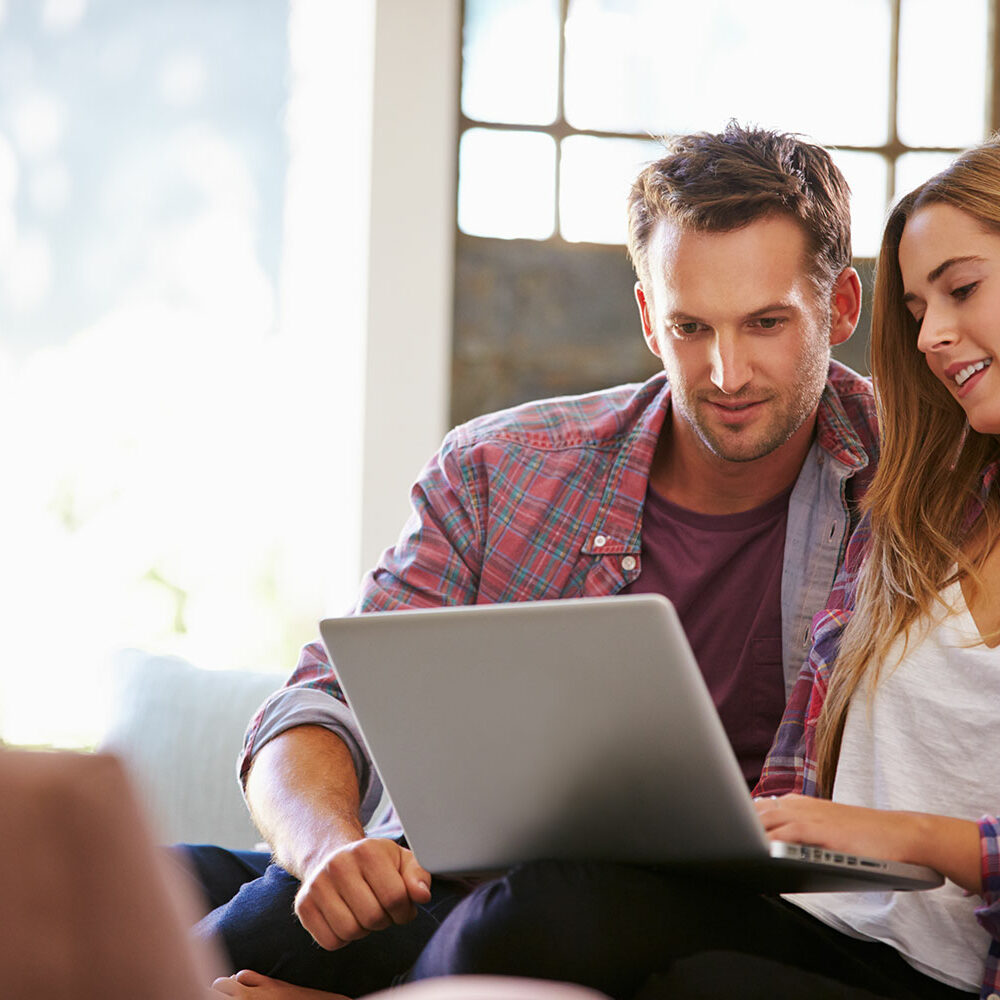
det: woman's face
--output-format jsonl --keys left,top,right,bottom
{"left": 898, "top": 202, "right": 1000, "bottom": 435}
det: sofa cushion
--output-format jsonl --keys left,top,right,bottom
{"left": 100, "top": 649, "right": 285, "bottom": 850}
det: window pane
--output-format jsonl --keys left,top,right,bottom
{"left": 0, "top": 0, "right": 294, "bottom": 747}
{"left": 827, "top": 150, "right": 888, "bottom": 259}
{"left": 564, "top": 0, "right": 889, "bottom": 146}
{"left": 462, "top": 0, "right": 560, "bottom": 125}
{"left": 897, "top": 0, "right": 987, "bottom": 147}
{"left": 560, "top": 135, "right": 661, "bottom": 244}
{"left": 458, "top": 128, "right": 556, "bottom": 239}
{"left": 894, "top": 151, "right": 959, "bottom": 203}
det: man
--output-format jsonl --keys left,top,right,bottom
{"left": 200, "top": 122, "right": 876, "bottom": 1000}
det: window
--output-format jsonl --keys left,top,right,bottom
{"left": 458, "top": 0, "right": 997, "bottom": 256}
{"left": 0, "top": 0, "right": 342, "bottom": 747}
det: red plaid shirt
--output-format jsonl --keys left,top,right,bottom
{"left": 240, "top": 364, "right": 877, "bottom": 834}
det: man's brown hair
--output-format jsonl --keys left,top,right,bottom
{"left": 627, "top": 121, "right": 852, "bottom": 296}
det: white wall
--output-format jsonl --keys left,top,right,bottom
{"left": 363, "top": 0, "right": 459, "bottom": 576}
{"left": 284, "top": 0, "right": 458, "bottom": 611}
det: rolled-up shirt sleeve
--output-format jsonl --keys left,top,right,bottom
{"left": 976, "top": 815, "right": 1000, "bottom": 935}
{"left": 238, "top": 639, "right": 385, "bottom": 829}
{"left": 245, "top": 683, "right": 385, "bottom": 828}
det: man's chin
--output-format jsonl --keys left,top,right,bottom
{"left": 705, "top": 444, "right": 776, "bottom": 464}
{"left": 695, "top": 425, "right": 789, "bottom": 464}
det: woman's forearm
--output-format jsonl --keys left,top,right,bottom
{"left": 905, "top": 812, "right": 982, "bottom": 895}
{"left": 757, "top": 794, "right": 985, "bottom": 895}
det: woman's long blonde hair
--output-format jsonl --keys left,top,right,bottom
{"left": 813, "top": 143, "right": 1000, "bottom": 796}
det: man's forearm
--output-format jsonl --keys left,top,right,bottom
{"left": 245, "top": 724, "right": 366, "bottom": 880}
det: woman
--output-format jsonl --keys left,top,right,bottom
{"left": 402, "top": 144, "right": 1000, "bottom": 1000}
{"left": 750, "top": 139, "right": 1000, "bottom": 996}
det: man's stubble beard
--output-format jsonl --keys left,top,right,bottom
{"left": 676, "top": 324, "right": 832, "bottom": 466}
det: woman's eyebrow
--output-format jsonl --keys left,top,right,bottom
{"left": 903, "top": 255, "right": 986, "bottom": 304}
{"left": 925, "top": 254, "right": 985, "bottom": 285}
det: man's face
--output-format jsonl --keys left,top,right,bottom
{"left": 636, "top": 215, "right": 838, "bottom": 465}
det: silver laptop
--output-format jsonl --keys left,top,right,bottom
{"left": 319, "top": 594, "right": 941, "bottom": 893}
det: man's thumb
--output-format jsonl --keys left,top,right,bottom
{"left": 401, "top": 852, "right": 432, "bottom": 900}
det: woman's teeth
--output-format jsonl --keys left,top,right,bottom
{"left": 955, "top": 358, "right": 992, "bottom": 386}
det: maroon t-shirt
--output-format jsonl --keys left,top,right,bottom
{"left": 622, "top": 484, "right": 791, "bottom": 786}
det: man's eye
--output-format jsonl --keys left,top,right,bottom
{"left": 756, "top": 317, "right": 781, "bottom": 330}
{"left": 673, "top": 322, "right": 702, "bottom": 335}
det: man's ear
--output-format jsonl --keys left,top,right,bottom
{"left": 635, "top": 282, "right": 661, "bottom": 358}
{"left": 828, "top": 266, "right": 862, "bottom": 347}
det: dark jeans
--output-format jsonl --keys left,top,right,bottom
{"left": 408, "top": 860, "right": 977, "bottom": 1000}
{"left": 175, "top": 844, "right": 469, "bottom": 997}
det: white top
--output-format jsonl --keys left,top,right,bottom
{"left": 786, "top": 578, "right": 998, "bottom": 992}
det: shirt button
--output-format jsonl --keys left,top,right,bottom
{"left": 594, "top": 534, "right": 607, "bottom": 548}
{"left": 622, "top": 555, "right": 637, "bottom": 572}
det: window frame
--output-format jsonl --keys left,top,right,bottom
{"left": 458, "top": 0, "right": 1000, "bottom": 244}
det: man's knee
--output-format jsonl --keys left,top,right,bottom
{"left": 467, "top": 859, "right": 610, "bottom": 939}
{"left": 193, "top": 861, "right": 307, "bottom": 971}
{"left": 174, "top": 844, "right": 274, "bottom": 914}
{"left": 413, "top": 859, "right": 649, "bottom": 977}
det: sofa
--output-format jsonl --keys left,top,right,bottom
{"left": 99, "top": 648, "right": 286, "bottom": 850}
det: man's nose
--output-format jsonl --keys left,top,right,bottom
{"left": 710, "top": 331, "right": 752, "bottom": 394}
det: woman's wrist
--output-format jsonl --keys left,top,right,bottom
{"left": 906, "top": 812, "right": 982, "bottom": 894}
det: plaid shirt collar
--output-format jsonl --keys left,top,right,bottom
{"left": 589, "top": 366, "right": 875, "bottom": 559}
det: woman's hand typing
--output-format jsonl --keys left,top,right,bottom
{"left": 754, "top": 793, "right": 984, "bottom": 895}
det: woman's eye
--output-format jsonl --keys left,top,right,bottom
{"left": 952, "top": 282, "right": 978, "bottom": 301}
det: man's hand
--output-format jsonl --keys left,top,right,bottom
{"left": 754, "top": 792, "right": 982, "bottom": 894}
{"left": 294, "top": 837, "right": 432, "bottom": 950}
{"left": 244, "top": 727, "right": 434, "bottom": 946}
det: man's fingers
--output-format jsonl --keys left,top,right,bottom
{"left": 400, "top": 850, "right": 433, "bottom": 904}
{"left": 294, "top": 891, "right": 351, "bottom": 951}
{"left": 294, "top": 838, "right": 429, "bottom": 950}
{"left": 337, "top": 840, "right": 428, "bottom": 925}
{"left": 340, "top": 842, "right": 423, "bottom": 926}
{"left": 331, "top": 871, "right": 396, "bottom": 934}
{"left": 297, "top": 856, "right": 395, "bottom": 946}
{"left": 362, "top": 861, "right": 419, "bottom": 925}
